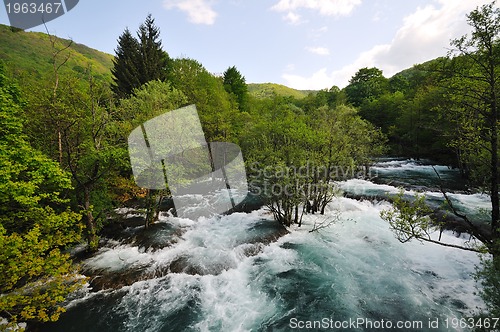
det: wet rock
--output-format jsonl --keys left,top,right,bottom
{"left": 239, "top": 243, "right": 265, "bottom": 257}
{"left": 167, "top": 256, "right": 236, "bottom": 276}
{"left": 132, "top": 223, "right": 183, "bottom": 250}
{"left": 226, "top": 193, "right": 266, "bottom": 214}
{"left": 81, "top": 218, "right": 289, "bottom": 290}
{"left": 88, "top": 268, "right": 146, "bottom": 291}
{"left": 245, "top": 220, "right": 289, "bottom": 246}
{"left": 100, "top": 215, "right": 145, "bottom": 241}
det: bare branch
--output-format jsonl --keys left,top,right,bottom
{"left": 431, "top": 166, "right": 492, "bottom": 246}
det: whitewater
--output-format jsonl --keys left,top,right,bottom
{"left": 41, "top": 159, "right": 489, "bottom": 331}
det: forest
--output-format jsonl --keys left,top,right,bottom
{"left": 0, "top": 2, "right": 499, "bottom": 331}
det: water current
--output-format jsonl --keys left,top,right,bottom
{"left": 40, "top": 159, "right": 491, "bottom": 332}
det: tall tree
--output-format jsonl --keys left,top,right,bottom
{"left": 223, "top": 66, "right": 248, "bottom": 110}
{"left": 447, "top": 1, "right": 500, "bottom": 243}
{"left": 111, "top": 28, "right": 141, "bottom": 98}
{"left": 0, "top": 65, "right": 84, "bottom": 329}
{"left": 111, "top": 15, "right": 170, "bottom": 98}
{"left": 168, "top": 58, "right": 239, "bottom": 142}
{"left": 381, "top": 2, "right": 500, "bottom": 257}
{"left": 24, "top": 67, "right": 124, "bottom": 251}
{"left": 137, "top": 14, "right": 170, "bottom": 85}
{"left": 61, "top": 73, "right": 124, "bottom": 250}
{"left": 344, "top": 67, "right": 389, "bottom": 107}
{"left": 118, "top": 80, "right": 187, "bottom": 228}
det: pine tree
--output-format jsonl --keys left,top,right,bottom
{"left": 223, "top": 66, "right": 248, "bottom": 110}
{"left": 111, "top": 15, "right": 170, "bottom": 98}
{"left": 111, "top": 28, "right": 141, "bottom": 98}
{"left": 137, "top": 14, "right": 170, "bottom": 85}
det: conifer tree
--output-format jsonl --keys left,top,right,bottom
{"left": 111, "top": 28, "right": 141, "bottom": 98}
{"left": 223, "top": 66, "right": 248, "bottom": 110}
{"left": 138, "top": 14, "right": 170, "bottom": 85}
{"left": 111, "top": 15, "right": 170, "bottom": 98}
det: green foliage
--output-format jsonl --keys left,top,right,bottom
{"left": 380, "top": 190, "right": 433, "bottom": 244}
{"left": 137, "top": 15, "right": 170, "bottom": 86}
{"left": 21, "top": 65, "right": 125, "bottom": 251}
{"left": 299, "top": 85, "right": 345, "bottom": 111}
{"left": 0, "top": 66, "right": 84, "bottom": 328}
{"left": 223, "top": 66, "right": 249, "bottom": 110}
{"left": 112, "top": 15, "right": 170, "bottom": 98}
{"left": 475, "top": 256, "right": 500, "bottom": 327}
{"left": 380, "top": 190, "right": 485, "bottom": 253}
{"left": 247, "top": 83, "right": 313, "bottom": 100}
{"left": 0, "top": 24, "right": 113, "bottom": 88}
{"left": 444, "top": 1, "right": 500, "bottom": 239}
{"left": 168, "top": 58, "right": 241, "bottom": 142}
{"left": 344, "top": 67, "right": 389, "bottom": 107}
{"left": 242, "top": 96, "right": 386, "bottom": 226}
{"left": 359, "top": 91, "right": 405, "bottom": 133}
{"left": 119, "top": 79, "right": 187, "bottom": 129}
{"left": 118, "top": 80, "right": 188, "bottom": 227}
{"left": 111, "top": 28, "right": 141, "bottom": 98}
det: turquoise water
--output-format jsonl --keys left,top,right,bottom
{"left": 40, "top": 160, "right": 488, "bottom": 332}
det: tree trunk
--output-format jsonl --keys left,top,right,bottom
{"left": 489, "top": 54, "right": 499, "bottom": 240}
{"left": 145, "top": 189, "right": 161, "bottom": 228}
{"left": 490, "top": 103, "right": 499, "bottom": 239}
{"left": 84, "top": 187, "right": 98, "bottom": 251}
{"left": 58, "top": 130, "right": 63, "bottom": 165}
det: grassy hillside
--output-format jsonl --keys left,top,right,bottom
{"left": 0, "top": 24, "right": 113, "bottom": 86}
{"left": 248, "top": 83, "right": 316, "bottom": 99}
{"left": 0, "top": 24, "right": 320, "bottom": 101}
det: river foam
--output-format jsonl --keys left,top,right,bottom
{"left": 41, "top": 160, "right": 488, "bottom": 332}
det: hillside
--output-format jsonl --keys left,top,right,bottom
{"left": 0, "top": 24, "right": 114, "bottom": 86}
{"left": 0, "top": 25, "right": 318, "bottom": 100}
{"left": 248, "top": 83, "right": 316, "bottom": 99}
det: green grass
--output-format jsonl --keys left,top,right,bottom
{"left": 0, "top": 24, "right": 114, "bottom": 86}
{"left": 248, "top": 83, "right": 316, "bottom": 100}
{"left": 0, "top": 24, "right": 318, "bottom": 101}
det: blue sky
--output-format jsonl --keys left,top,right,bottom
{"left": 0, "top": 0, "right": 494, "bottom": 89}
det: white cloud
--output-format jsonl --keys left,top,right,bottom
{"left": 283, "top": 68, "right": 334, "bottom": 90}
{"left": 283, "top": 11, "right": 303, "bottom": 25}
{"left": 283, "top": 0, "right": 491, "bottom": 89}
{"left": 358, "top": 0, "right": 489, "bottom": 78}
{"left": 163, "top": 0, "right": 217, "bottom": 25}
{"left": 271, "top": 0, "right": 362, "bottom": 17}
{"left": 306, "top": 46, "right": 330, "bottom": 56}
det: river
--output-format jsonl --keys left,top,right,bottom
{"left": 40, "top": 159, "right": 490, "bottom": 332}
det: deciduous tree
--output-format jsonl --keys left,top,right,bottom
{"left": 0, "top": 66, "right": 84, "bottom": 329}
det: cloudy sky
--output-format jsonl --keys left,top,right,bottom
{"left": 0, "top": 0, "right": 494, "bottom": 89}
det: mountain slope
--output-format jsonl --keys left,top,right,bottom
{"left": 0, "top": 24, "right": 114, "bottom": 85}
{"left": 0, "top": 25, "right": 321, "bottom": 99}
{"left": 248, "top": 83, "right": 316, "bottom": 99}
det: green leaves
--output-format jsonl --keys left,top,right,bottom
{"left": 0, "top": 66, "right": 84, "bottom": 328}
{"left": 168, "top": 58, "right": 240, "bottom": 142}
{"left": 380, "top": 190, "right": 433, "bottom": 244}
{"left": 345, "top": 67, "right": 389, "bottom": 107}
{"left": 223, "top": 66, "right": 248, "bottom": 110}
{"left": 112, "top": 15, "right": 170, "bottom": 98}
{"left": 242, "top": 96, "right": 386, "bottom": 226}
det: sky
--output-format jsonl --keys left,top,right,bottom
{"left": 0, "top": 0, "right": 495, "bottom": 89}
